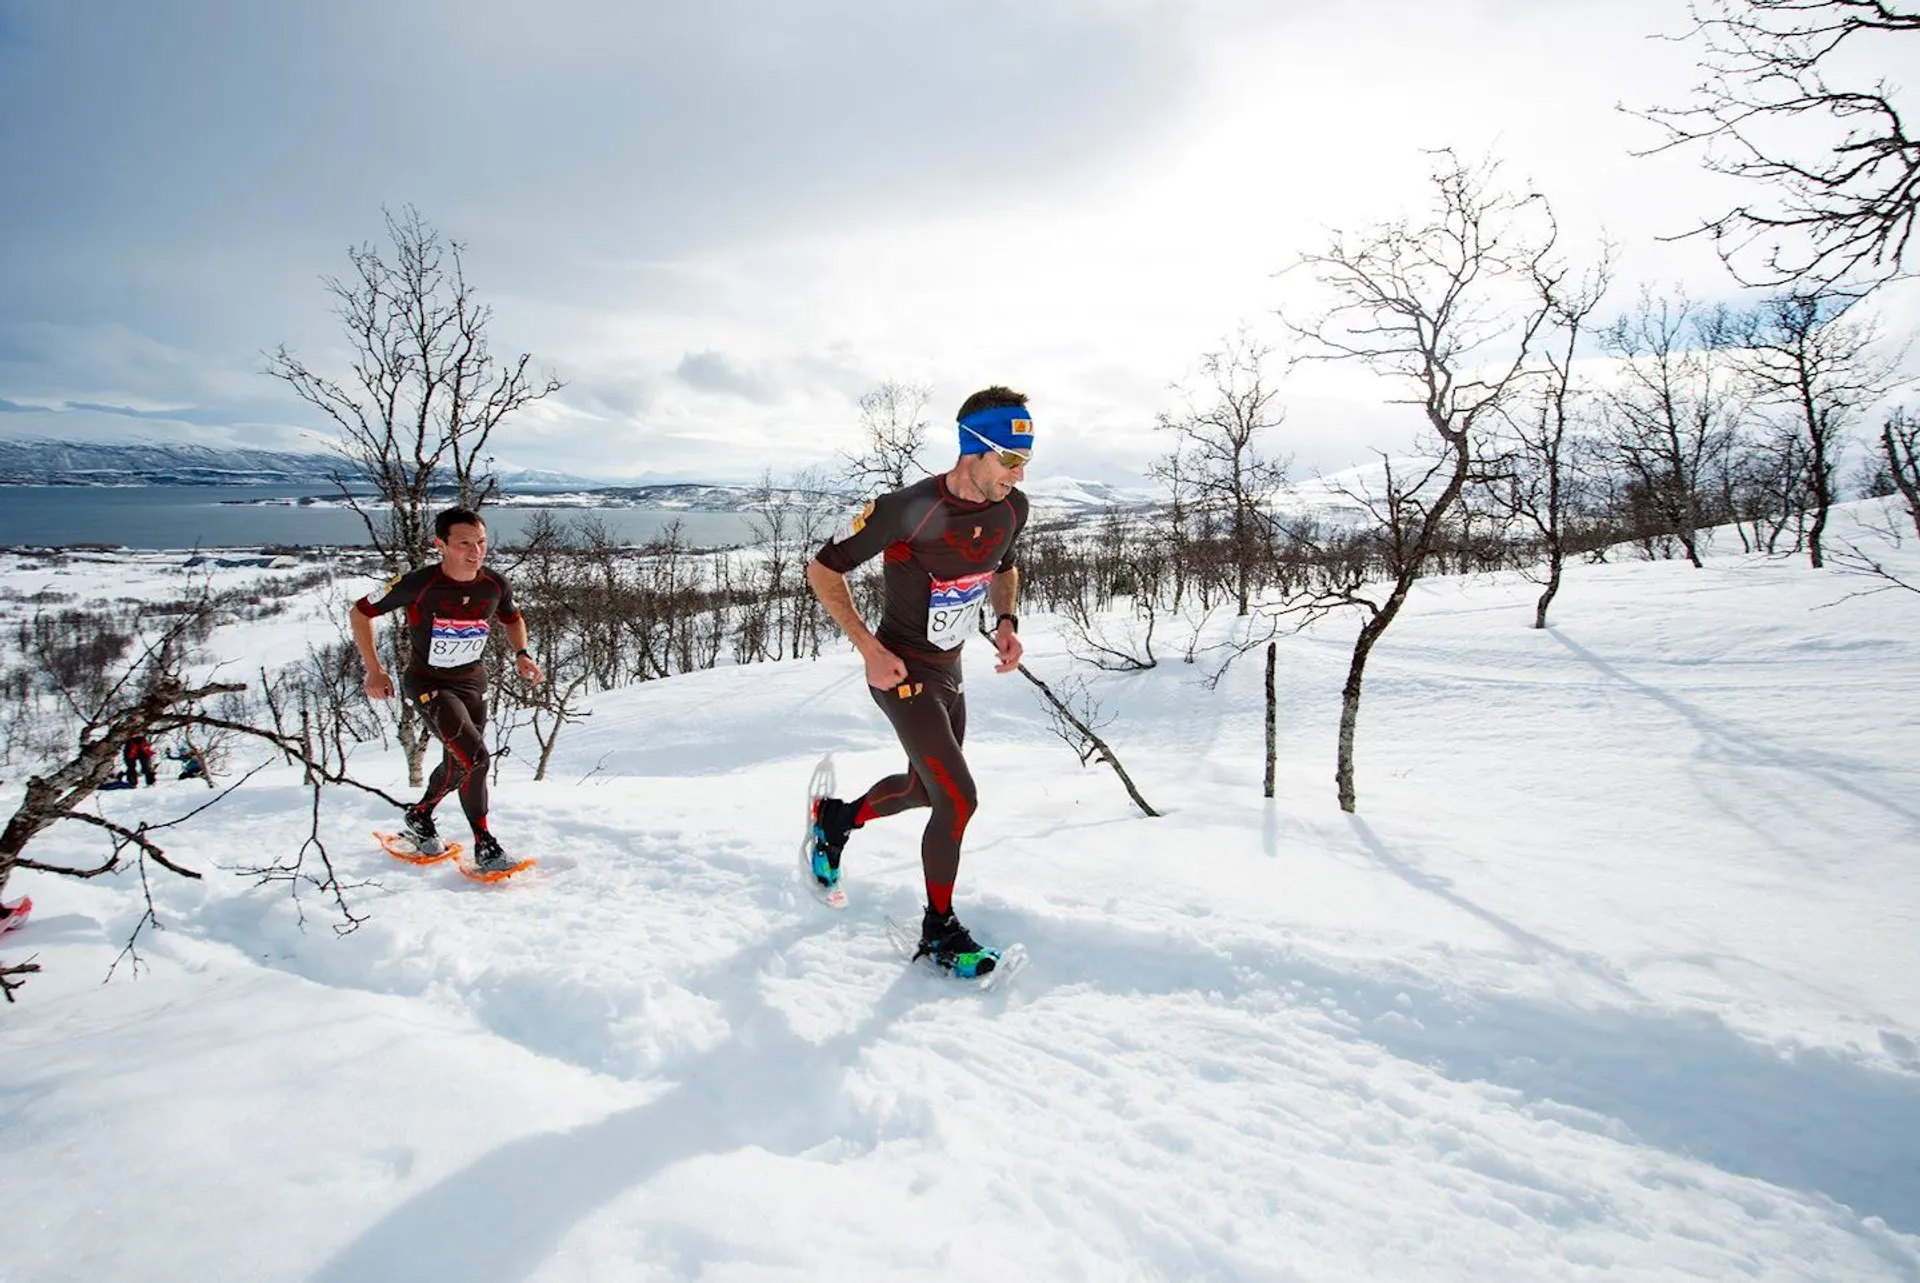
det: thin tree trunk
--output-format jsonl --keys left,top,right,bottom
{"left": 298, "top": 708, "right": 317, "bottom": 786}
{"left": 1808, "top": 430, "right": 1831, "bottom": 569}
{"left": 1336, "top": 614, "right": 1393, "bottom": 814}
{"left": 1678, "top": 520, "right": 1706, "bottom": 569}
{"left": 1263, "top": 642, "right": 1277, "bottom": 799}
{"left": 530, "top": 703, "right": 559, "bottom": 781}
{"left": 400, "top": 704, "right": 429, "bottom": 789}
{"left": 1534, "top": 545, "right": 1562, "bottom": 630}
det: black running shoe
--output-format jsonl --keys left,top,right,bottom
{"left": 916, "top": 907, "right": 999, "bottom": 978}
{"left": 470, "top": 830, "right": 517, "bottom": 874}
{"left": 402, "top": 804, "right": 446, "bottom": 857}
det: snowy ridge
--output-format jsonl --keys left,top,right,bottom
{"left": 1018, "top": 474, "right": 1159, "bottom": 516}
{"left": 0, "top": 438, "right": 348, "bottom": 486}
{"left": 1, "top": 502, "right": 1917, "bottom": 1280}
{"left": 0, "top": 439, "right": 609, "bottom": 490}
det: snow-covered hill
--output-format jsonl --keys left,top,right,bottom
{"left": 0, "top": 438, "right": 347, "bottom": 486}
{"left": 0, "top": 438, "right": 609, "bottom": 490}
{"left": 1, "top": 502, "right": 1917, "bottom": 1281}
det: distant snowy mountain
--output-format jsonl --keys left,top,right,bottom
{"left": 1020, "top": 475, "right": 1158, "bottom": 515}
{"left": 0, "top": 439, "right": 345, "bottom": 487}
{"left": 489, "top": 482, "right": 840, "bottom": 512}
{"left": 0, "top": 440, "right": 1165, "bottom": 522}
{"left": 0, "top": 439, "right": 609, "bottom": 489}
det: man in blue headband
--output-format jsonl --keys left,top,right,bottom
{"left": 804, "top": 385, "right": 1033, "bottom": 978}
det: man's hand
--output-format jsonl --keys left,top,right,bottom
{"left": 992, "top": 620, "right": 1023, "bottom": 674}
{"left": 364, "top": 668, "right": 395, "bottom": 700}
{"left": 515, "top": 651, "right": 545, "bottom": 686}
{"left": 861, "top": 641, "right": 909, "bottom": 690}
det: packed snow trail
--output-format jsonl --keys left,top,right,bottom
{"left": 2, "top": 514, "right": 1917, "bottom": 1281}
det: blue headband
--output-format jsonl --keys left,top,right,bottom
{"left": 957, "top": 404, "right": 1035, "bottom": 455}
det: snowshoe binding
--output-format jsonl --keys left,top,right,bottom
{"left": 402, "top": 804, "right": 447, "bottom": 857}
{"left": 374, "top": 829, "right": 461, "bottom": 865}
{"left": 460, "top": 830, "right": 535, "bottom": 884}
{"left": 886, "top": 907, "right": 1027, "bottom": 989}
{"left": 799, "top": 754, "right": 851, "bottom": 908}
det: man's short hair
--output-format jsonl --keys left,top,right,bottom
{"left": 434, "top": 507, "right": 485, "bottom": 541}
{"left": 955, "top": 386, "right": 1028, "bottom": 422}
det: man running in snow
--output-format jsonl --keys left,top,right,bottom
{"left": 804, "top": 385, "right": 1032, "bottom": 976}
{"left": 350, "top": 507, "right": 543, "bottom": 875}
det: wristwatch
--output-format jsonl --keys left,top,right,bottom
{"left": 514, "top": 648, "right": 532, "bottom": 660}
{"left": 995, "top": 613, "right": 1019, "bottom": 633}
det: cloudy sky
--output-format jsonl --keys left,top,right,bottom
{"left": 0, "top": 0, "right": 1901, "bottom": 485}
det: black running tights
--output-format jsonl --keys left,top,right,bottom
{"left": 409, "top": 678, "right": 490, "bottom": 831}
{"left": 860, "top": 666, "right": 975, "bottom": 887}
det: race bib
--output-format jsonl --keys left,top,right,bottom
{"left": 926, "top": 571, "right": 992, "bottom": 651}
{"left": 428, "top": 617, "right": 490, "bottom": 668}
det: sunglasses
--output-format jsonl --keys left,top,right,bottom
{"left": 961, "top": 423, "right": 1032, "bottom": 469}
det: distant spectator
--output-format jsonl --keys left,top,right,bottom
{"left": 122, "top": 736, "right": 157, "bottom": 788}
{"left": 168, "top": 743, "right": 205, "bottom": 780}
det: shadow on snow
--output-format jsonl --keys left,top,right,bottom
{"left": 996, "top": 864, "right": 1920, "bottom": 1239}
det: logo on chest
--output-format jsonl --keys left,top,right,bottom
{"left": 942, "top": 524, "right": 1005, "bottom": 564}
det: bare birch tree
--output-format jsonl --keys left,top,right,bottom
{"left": 267, "top": 206, "right": 561, "bottom": 567}
{"left": 1488, "top": 247, "right": 1615, "bottom": 627}
{"left": 1733, "top": 290, "right": 1902, "bottom": 566}
{"left": 1151, "top": 330, "right": 1291, "bottom": 617}
{"left": 1598, "top": 291, "right": 1748, "bottom": 567}
{"left": 493, "top": 512, "right": 595, "bottom": 781}
{"left": 1281, "top": 152, "right": 1555, "bottom": 813}
{"left": 1882, "top": 406, "right": 1920, "bottom": 534}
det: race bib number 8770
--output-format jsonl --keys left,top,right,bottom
{"left": 428, "top": 617, "right": 490, "bottom": 668}
{"left": 926, "top": 571, "right": 992, "bottom": 651}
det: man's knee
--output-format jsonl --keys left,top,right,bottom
{"left": 923, "top": 756, "right": 977, "bottom": 827}
{"left": 442, "top": 733, "right": 487, "bottom": 780}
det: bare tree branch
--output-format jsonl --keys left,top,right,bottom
{"left": 841, "top": 380, "right": 935, "bottom": 495}
{"left": 1, "top": 599, "right": 396, "bottom": 996}
{"left": 1015, "top": 662, "right": 1160, "bottom": 818}
{"left": 1635, "top": 0, "right": 1920, "bottom": 288}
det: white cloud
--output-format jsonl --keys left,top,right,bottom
{"left": 5, "top": 0, "right": 1916, "bottom": 487}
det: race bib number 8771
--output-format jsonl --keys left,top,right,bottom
{"left": 926, "top": 571, "right": 992, "bottom": 651}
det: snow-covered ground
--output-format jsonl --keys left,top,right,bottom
{"left": 2, "top": 503, "right": 1918, "bottom": 1282}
